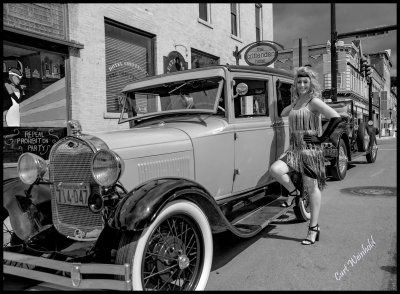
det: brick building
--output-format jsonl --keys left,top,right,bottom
{"left": 3, "top": 3, "right": 273, "bottom": 132}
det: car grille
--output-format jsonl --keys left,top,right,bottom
{"left": 49, "top": 137, "right": 103, "bottom": 238}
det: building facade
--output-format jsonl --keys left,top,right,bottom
{"left": 275, "top": 39, "right": 396, "bottom": 135}
{"left": 65, "top": 3, "right": 273, "bottom": 133}
{"left": 3, "top": 3, "right": 272, "bottom": 171}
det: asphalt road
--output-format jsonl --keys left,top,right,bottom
{"left": 205, "top": 136, "right": 397, "bottom": 290}
{"left": 3, "top": 137, "right": 397, "bottom": 291}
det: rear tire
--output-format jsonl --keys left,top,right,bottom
{"left": 366, "top": 137, "right": 378, "bottom": 163}
{"left": 357, "top": 122, "right": 369, "bottom": 152}
{"left": 329, "top": 139, "right": 348, "bottom": 181}
{"left": 115, "top": 200, "right": 213, "bottom": 291}
{"left": 293, "top": 190, "right": 311, "bottom": 222}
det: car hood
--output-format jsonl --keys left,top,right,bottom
{"left": 92, "top": 125, "right": 192, "bottom": 158}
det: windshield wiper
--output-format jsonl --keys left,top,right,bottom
{"left": 168, "top": 82, "right": 187, "bottom": 95}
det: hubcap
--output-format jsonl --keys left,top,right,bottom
{"left": 178, "top": 255, "right": 190, "bottom": 269}
{"left": 364, "top": 130, "right": 370, "bottom": 150}
{"left": 338, "top": 145, "right": 348, "bottom": 173}
{"left": 371, "top": 141, "right": 378, "bottom": 158}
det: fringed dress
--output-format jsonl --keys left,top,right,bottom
{"left": 282, "top": 98, "right": 327, "bottom": 192}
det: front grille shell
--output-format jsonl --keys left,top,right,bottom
{"left": 48, "top": 135, "right": 109, "bottom": 239}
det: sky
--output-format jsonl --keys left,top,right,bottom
{"left": 273, "top": 3, "right": 397, "bottom": 76}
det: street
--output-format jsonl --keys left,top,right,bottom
{"left": 206, "top": 136, "right": 397, "bottom": 290}
{"left": 3, "top": 137, "right": 397, "bottom": 291}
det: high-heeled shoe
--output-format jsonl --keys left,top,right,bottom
{"left": 301, "top": 224, "right": 320, "bottom": 245}
{"left": 280, "top": 188, "right": 301, "bottom": 207}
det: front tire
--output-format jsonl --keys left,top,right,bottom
{"left": 115, "top": 200, "right": 213, "bottom": 291}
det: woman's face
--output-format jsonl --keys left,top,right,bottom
{"left": 296, "top": 77, "right": 311, "bottom": 96}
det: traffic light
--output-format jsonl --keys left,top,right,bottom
{"left": 360, "top": 57, "right": 367, "bottom": 76}
{"left": 365, "top": 63, "right": 372, "bottom": 78}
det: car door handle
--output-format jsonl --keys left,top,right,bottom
{"left": 271, "top": 121, "right": 284, "bottom": 127}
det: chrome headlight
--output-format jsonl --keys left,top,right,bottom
{"left": 17, "top": 153, "right": 48, "bottom": 185}
{"left": 91, "top": 149, "right": 124, "bottom": 187}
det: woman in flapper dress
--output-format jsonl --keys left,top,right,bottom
{"left": 270, "top": 66, "right": 341, "bottom": 245}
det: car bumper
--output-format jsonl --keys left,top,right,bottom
{"left": 3, "top": 251, "right": 132, "bottom": 291}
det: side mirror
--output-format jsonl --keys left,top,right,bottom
{"left": 233, "top": 82, "right": 248, "bottom": 99}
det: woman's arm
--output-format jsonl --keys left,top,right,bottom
{"left": 309, "top": 98, "right": 340, "bottom": 119}
{"left": 304, "top": 98, "right": 341, "bottom": 144}
{"left": 280, "top": 101, "right": 295, "bottom": 117}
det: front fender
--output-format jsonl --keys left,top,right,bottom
{"left": 3, "top": 178, "right": 52, "bottom": 240}
{"left": 109, "top": 178, "right": 227, "bottom": 233}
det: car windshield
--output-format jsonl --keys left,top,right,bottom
{"left": 119, "top": 77, "right": 224, "bottom": 124}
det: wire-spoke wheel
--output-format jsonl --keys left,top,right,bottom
{"left": 116, "top": 200, "right": 213, "bottom": 291}
{"left": 329, "top": 139, "right": 348, "bottom": 181}
{"left": 3, "top": 216, "right": 13, "bottom": 248}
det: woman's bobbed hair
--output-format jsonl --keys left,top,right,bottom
{"left": 291, "top": 66, "right": 321, "bottom": 101}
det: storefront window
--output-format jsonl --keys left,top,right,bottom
{"left": 3, "top": 43, "right": 68, "bottom": 165}
{"left": 105, "top": 19, "right": 155, "bottom": 113}
{"left": 191, "top": 48, "right": 219, "bottom": 69}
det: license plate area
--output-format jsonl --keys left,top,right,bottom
{"left": 323, "top": 148, "right": 338, "bottom": 157}
{"left": 55, "top": 183, "right": 91, "bottom": 206}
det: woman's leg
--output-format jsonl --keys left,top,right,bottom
{"left": 270, "top": 159, "right": 299, "bottom": 204}
{"left": 303, "top": 175, "right": 321, "bottom": 227}
{"left": 302, "top": 175, "right": 321, "bottom": 244}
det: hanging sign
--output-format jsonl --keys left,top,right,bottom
{"left": 244, "top": 42, "right": 279, "bottom": 66}
{"left": 164, "top": 51, "right": 188, "bottom": 74}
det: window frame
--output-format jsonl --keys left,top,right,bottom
{"left": 230, "top": 3, "right": 240, "bottom": 38}
{"left": 198, "top": 3, "right": 211, "bottom": 23}
{"left": 232, "top": 77, "right": 270, "bottom": 119}
{"left": 103, "top": 18, "right": 156, "bottom": 117}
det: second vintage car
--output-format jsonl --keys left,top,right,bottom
{"left": 4, "top": 65, "right": 314, "bottom": 290}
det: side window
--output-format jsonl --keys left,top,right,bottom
{"left": 233, "top": 78, "right": 269, "bottom": 118}
{"left": 276, "top": 80, "right": 292, "bottom": 117}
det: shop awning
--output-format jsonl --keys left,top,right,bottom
{"left": 4, "top": 26, "right": 84, "bottom": 56}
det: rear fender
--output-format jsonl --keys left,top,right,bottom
{"left": 109, "top": 178, "right": 228, "bottom": 233}
{"left": 327, "top": 130, "right": 351, "bottom": 161}
{"left": 367, "top": 125, "right": 377, "bottom": 148}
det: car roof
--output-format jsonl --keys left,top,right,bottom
{"left": 122, "top": 65, "right": 294, "bottom": 92}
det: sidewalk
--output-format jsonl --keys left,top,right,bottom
{"left": 377, "top": 135, "right": 396, "bottom": 140}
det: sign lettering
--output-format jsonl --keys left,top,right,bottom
{"left": 3, "top": 127, "right": 67, "bottom": 163}
{"left": 244, "top": 43, "right": 278, "bottom": 66}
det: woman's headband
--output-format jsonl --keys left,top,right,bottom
{"left": 297, "top": 71, "right": 311, "bottom": 78}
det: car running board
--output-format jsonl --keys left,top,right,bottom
{"left": 348, "top": 151, "right": 368, "bottom": 162}
{"left": 227, "top": 196, "right": 292, "bottom": 238}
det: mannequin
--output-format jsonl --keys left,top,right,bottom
{"left": 4, "top": 68, "right": 25, "bottom": 127}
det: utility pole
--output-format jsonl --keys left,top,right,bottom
{"left": 330, "top": 4, "right": 338, "bottom": 102}
{"left": 368, "top": 78, "right": 373, "bottom": 121}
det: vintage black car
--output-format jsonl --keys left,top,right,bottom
{"left": 322, "top": 99, "right": 378, "bottom": 180}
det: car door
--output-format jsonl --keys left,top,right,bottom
{"left": 231, "top": 74, "right": 277, "bottom": 193}
{"left": 273, "top": 76, "right": 293, "bottom": 160}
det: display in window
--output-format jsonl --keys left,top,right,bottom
{"left": 3, "top": 63, "right": 26, "bottom": 127}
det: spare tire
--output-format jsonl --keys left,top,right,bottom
{"left": 357, "top": 122, "right": 369, "bottom": 152}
